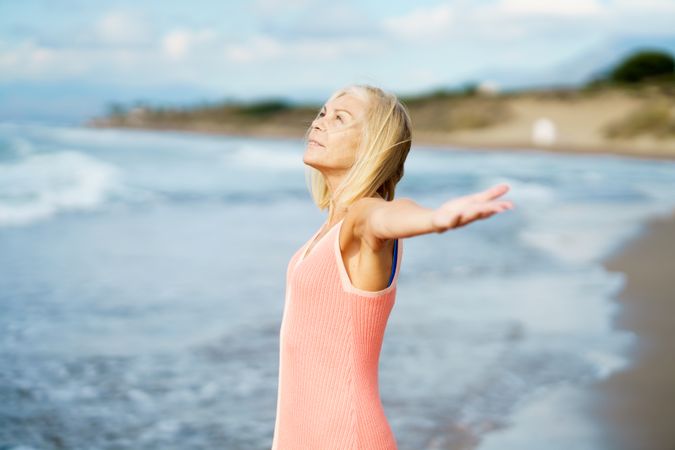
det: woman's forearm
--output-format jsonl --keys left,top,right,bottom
{"left": 368, "top": 197, "right": 435, "bottom": 240}
{"left": 356, "top": 184, "right": 512, "bottom": 245}
{"left": 366, "top": 184, "right": 514, "bottom": 241}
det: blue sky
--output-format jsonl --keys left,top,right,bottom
{"left": 1, "top": 0, "right": 674, "bottom": 123}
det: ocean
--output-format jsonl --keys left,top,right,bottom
{"left": 1, "top": 122, "right": 675, "bottom": 449}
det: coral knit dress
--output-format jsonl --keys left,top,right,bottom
{"left": 271, "top": 218, "right": 403, "bottom": 450}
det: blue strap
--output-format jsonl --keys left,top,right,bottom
{"left": 387, "top": 239, "right": 398, "bottom": 287}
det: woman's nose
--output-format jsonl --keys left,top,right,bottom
{"left": 312, "top": 114, "right": 326, "bottom": 130}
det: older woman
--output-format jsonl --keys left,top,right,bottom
{"left": 272, "top": 84, "right": 514, "bottom": 449}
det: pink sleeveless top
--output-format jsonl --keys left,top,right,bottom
{"left": 271, "top": 218, "right": 403, "bottom": 450}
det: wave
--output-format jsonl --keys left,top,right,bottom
{"left": 227, "top": 144, "right": 303, "bottom": 170}
{"left": 0, "top": 150, "right": 122, "bottom": 227}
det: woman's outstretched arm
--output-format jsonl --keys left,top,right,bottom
{"left": 353, "top": 184, "right": 514, "bottom": 245}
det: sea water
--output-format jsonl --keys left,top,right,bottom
{"left": 1, "top": 122, "right": 674, "bottom": 449}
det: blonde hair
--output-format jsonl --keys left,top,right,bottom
{"left": 303, "top": 84, "right": 413, "bottom": 211}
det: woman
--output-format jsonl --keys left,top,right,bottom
{"left": 271, "top": 84, "right": 514, "bottom": 449}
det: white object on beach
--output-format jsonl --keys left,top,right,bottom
{"left": 477, "top": 80, "right": 499, "bottom": 95}
{"left": 531, "top": 117, "right": 557, "bottom": 146}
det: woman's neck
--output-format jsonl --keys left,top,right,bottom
{"left": 327, "top": 193, "right": 384, "bottom": 224}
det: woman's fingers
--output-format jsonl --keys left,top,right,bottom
{"left": 473, "top": 183, "right": 511, "bottom": 202}
{"left": 444, "top": 202, "right": 510, "bottom": 229}
{"left": 433, "top": 192, "right": 515, "bottom": 232}
{"left": 496, "top": 201, "right": 514, "bottom": 211}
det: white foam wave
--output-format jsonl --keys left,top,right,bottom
{"left": 485, "top": 176, "right": 556, "bottom": 203}
{"left": 0, "top": 150, "right": 122, "bottom": 227}
{"left": 518, "top": 202, "right": 672, "bottom": 265}
{"left": 227, "top": 145, "right": 302, "bottom": 170}
{"left": 9, "top": 136, "right": 35, "bottom": 157}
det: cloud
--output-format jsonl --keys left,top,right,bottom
{"left": 162, "top": 29, "right": 217, "bottom": 60}
{"left": 260, "top": 4, "right": 377, "bottom": 40}
{"left": 377, "top": 0, "right": 600, "bottom": 44}
{"left": 1, "top": 0, "right": 673, "bottom": 96}
{"left": 610, "top": 0, "right": 675, "bottom": 36}
{"left": 381, "top": 3, "right": 454, "bottom": 41}
{"left": 224, "top": 35, "right": 285, "bottom": 63}
{"left": 0, "top": 40, "right": 87, "bottom": 80}
{"left": 495, "top": 0, "right": 605, "bottom": 17}
{"left": 95, "top": 10, "right": 150, "bottom": 46}
{"left": 223, "top": 33, "right": 383, "bottom": 64}
{"left": 163, "top": 31, "right": 190, "bottom": 59}
{"left": 615, "top": 0, "right": 675, "bottom": 13}
{"left": 378, "top": 0, "right": 675, "bottom": 49}
{"left": 252, "top": 0, "right": 316, "bottom": 17}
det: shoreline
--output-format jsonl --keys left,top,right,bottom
{"left": 85, "top": 123, "right": 675, "bottom": 162}
{"left": 591, "top": 208, "right": 675, "bottom": 449}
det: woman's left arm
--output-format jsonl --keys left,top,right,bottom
{"left": 357, "top": 183, "right": 514, "bottom": 242}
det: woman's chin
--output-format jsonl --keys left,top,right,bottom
{"left": 303, "top": 149, "right": 325, "bottom": 167}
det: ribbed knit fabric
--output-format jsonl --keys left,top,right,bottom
{"left": 271, "top": 218, "right": 403, "bottom": 450}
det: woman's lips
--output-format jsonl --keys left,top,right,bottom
{"left": 309, "top": 139, "right": 325, "bottom": 148}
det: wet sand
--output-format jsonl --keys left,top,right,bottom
{"left": 591, "top": 208, "right": 675, "bottom": 450}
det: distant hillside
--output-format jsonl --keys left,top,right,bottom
{"left": 87, "top": 50, "right": 675, "bottom": 159}
{"left": 86, "top": 83, "right": 674, "bottom": 159}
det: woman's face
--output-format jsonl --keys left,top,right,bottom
{"left": 303, "top": 93, "right": 368, "bottom": 172}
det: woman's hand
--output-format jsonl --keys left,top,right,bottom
{"left": 430, "top": 183, "right": 514, "bottom": 232}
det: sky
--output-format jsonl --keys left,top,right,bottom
{"left": 1, "top": 0, "right": 675, "bottom": 123}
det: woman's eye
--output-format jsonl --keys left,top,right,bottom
{"left": 317, "top": 111, "right": 342, "bottom": 122}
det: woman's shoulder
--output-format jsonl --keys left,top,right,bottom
{"left": 342, "top": 195, "right": 392, "bottom": 252}
{"left": 345, "top": 194, "right": 387, "bottom": 222}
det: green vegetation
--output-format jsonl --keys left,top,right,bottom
{"left": 590, "top": 49, "right": 675, "bottom": 140}
{"left": 604, "top": 101, "right": 675, "bottom": 140}
{"left": 586, "top": 48, "right": 675, "bottom": 89}
{"left": 92, "top": 81, "right": 510, "bottom": 133}
{"left": 399, "top": 81, "right": 482, "bottom": 105}
{"left": 105, "top": 102, "right": 129, "bottom": 119}
{"left": 235, "top": 99, "right": 291, "bottom": 117}
{"left": 610, "top": 50, "right": 674, "bottom": 83}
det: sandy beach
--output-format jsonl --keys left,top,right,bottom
{"left": 591, "top": 208, "right": 675, "bottom": 450}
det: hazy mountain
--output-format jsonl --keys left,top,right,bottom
{"left": 463, "top": 33, "right": 675, "bottom": 92}
{"left": 0, "top": 81, "right": 221, "bottom": 125}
